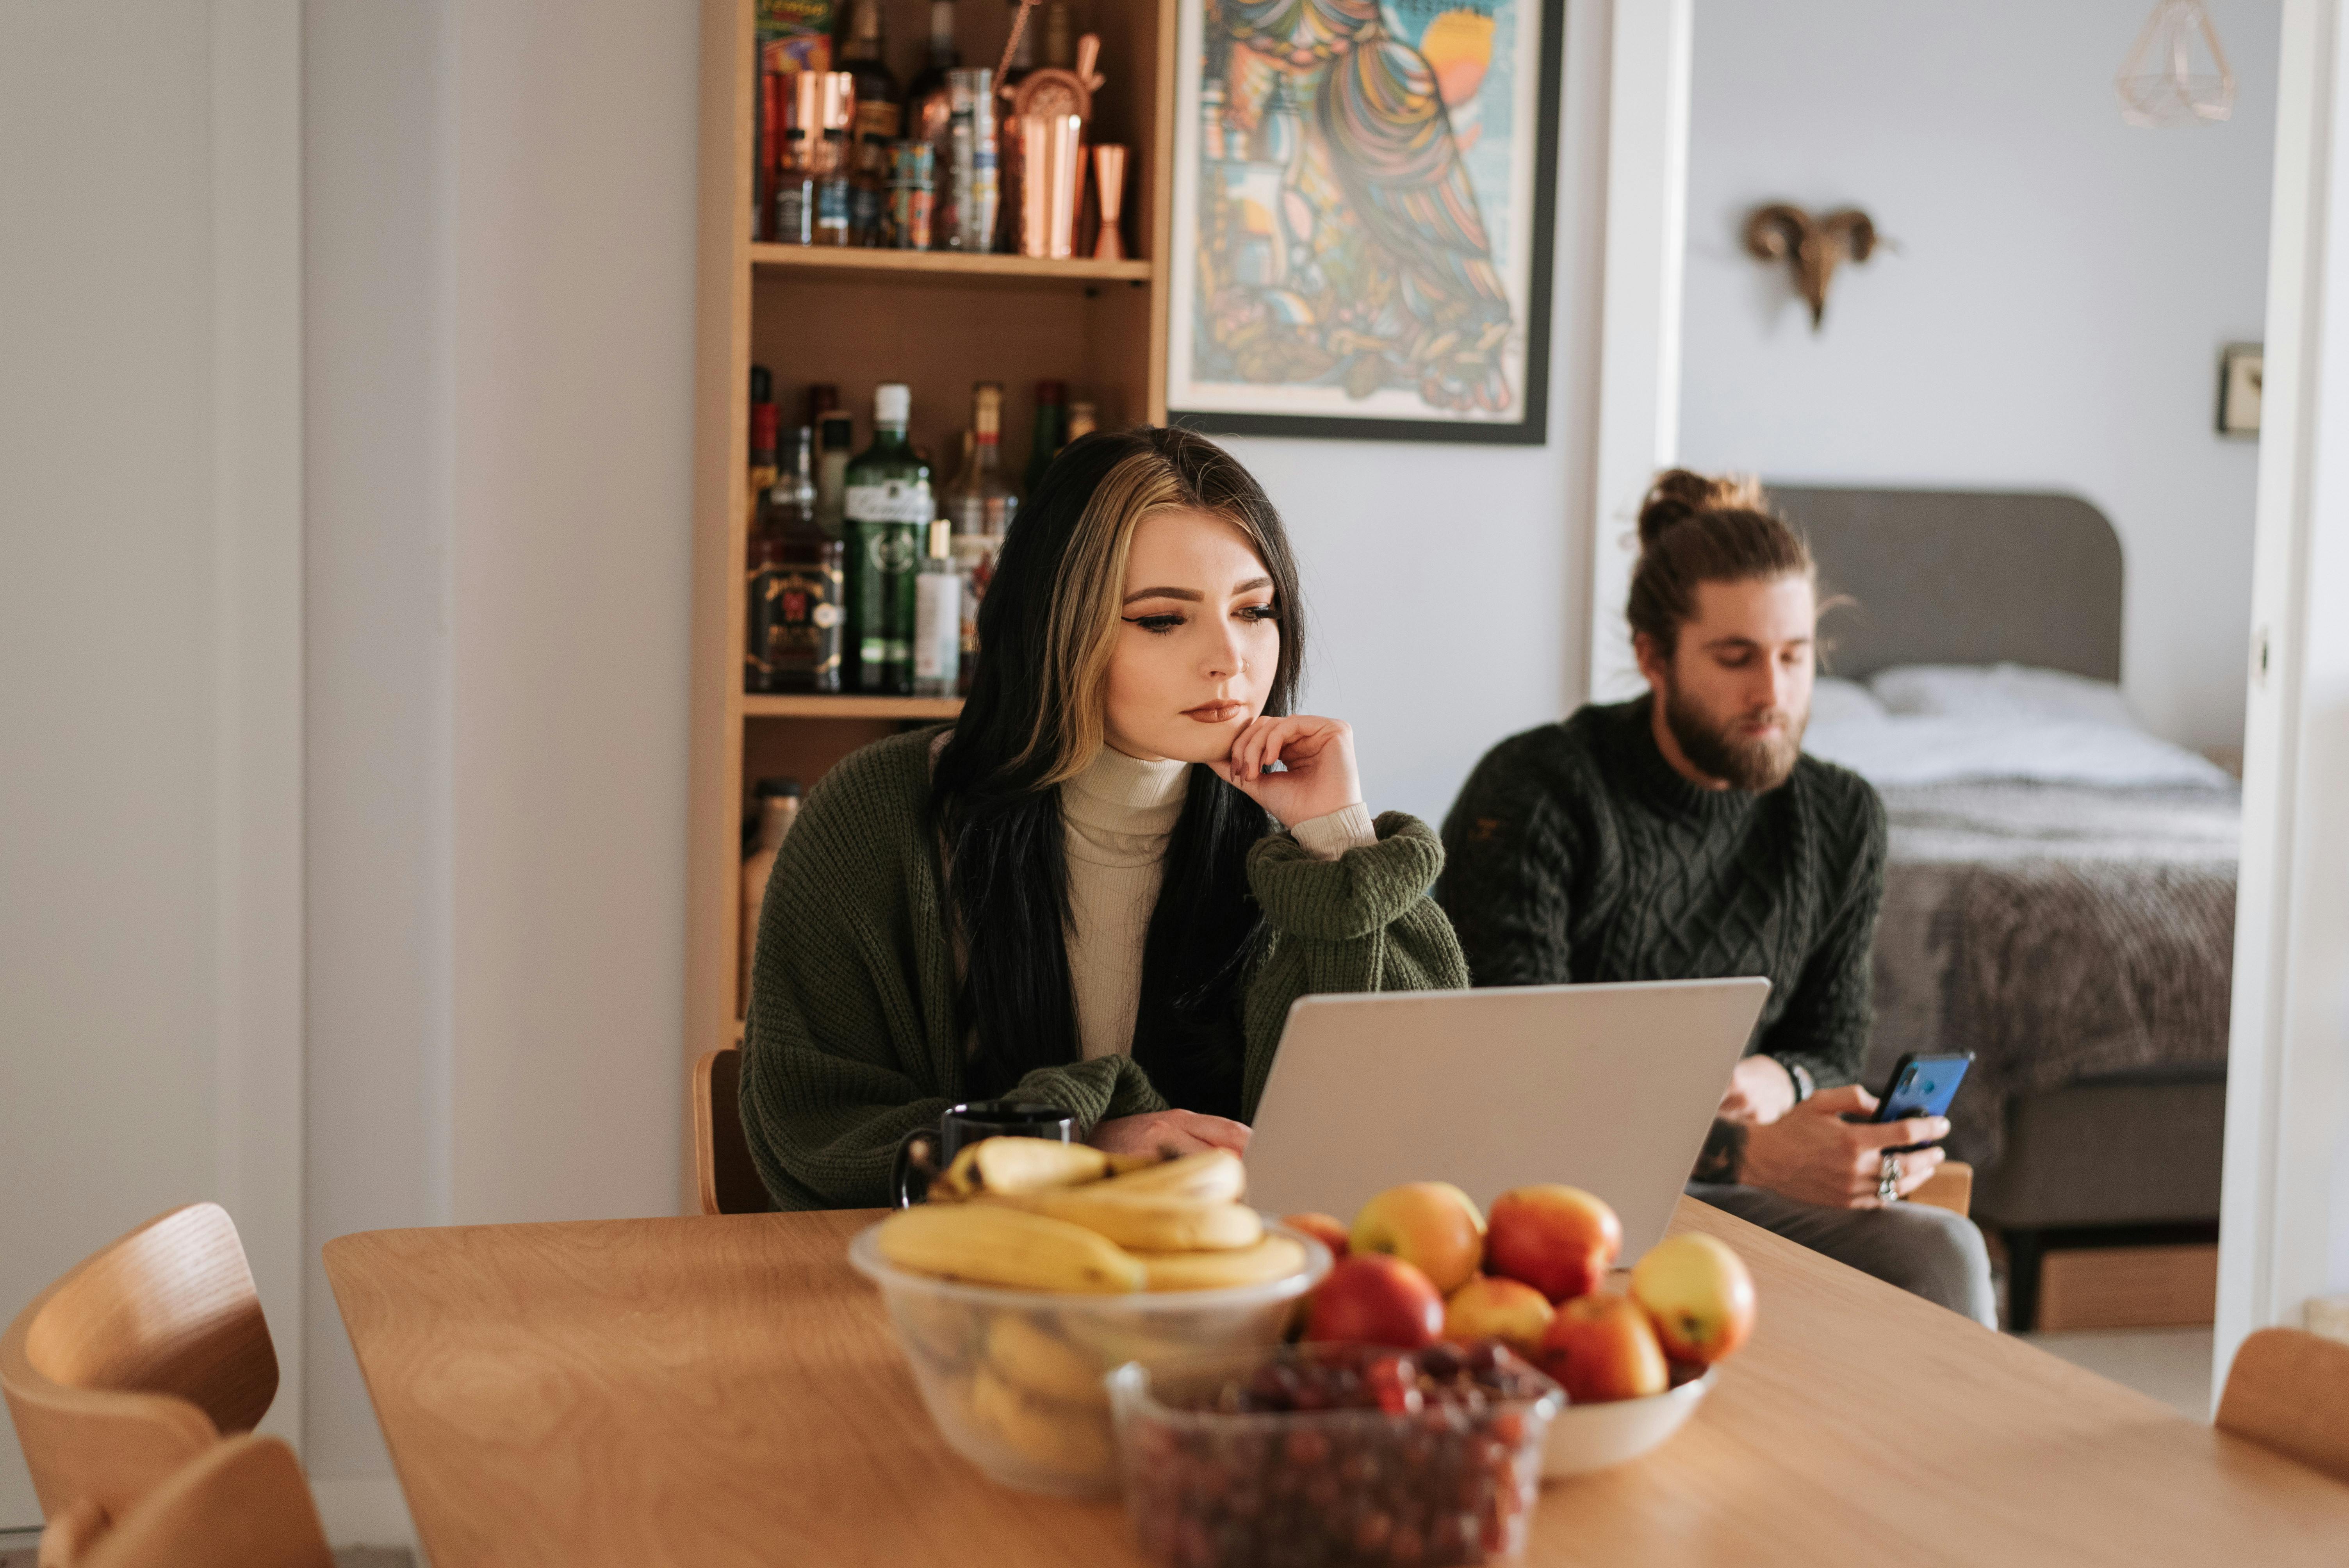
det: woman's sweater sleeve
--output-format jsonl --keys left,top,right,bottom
{"left": 1236, "top": 812, "right": 1469, "bottom": 1115}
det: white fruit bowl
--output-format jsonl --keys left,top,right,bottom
{"left": 848, "top": 1219, "right": 1331, "bottom": 1497}
{"left": 1541, "top": 1368, "right": 1716, "bottom": 1479}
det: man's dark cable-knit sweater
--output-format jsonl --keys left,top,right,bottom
{"left": 1435, "top": 697, "right": 1887, "bottom": 1093}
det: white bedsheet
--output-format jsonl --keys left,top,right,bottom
{"left": 1803, "top": 712, "right": 2233, "bottom": 789}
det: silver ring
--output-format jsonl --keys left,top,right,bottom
{"left": 1878, "top": 1152, "right": 1903, "bottom": 1203}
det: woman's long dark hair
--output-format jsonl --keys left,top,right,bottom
{"left": 932, "top": 426, "right": 1306, "bottom": 1115}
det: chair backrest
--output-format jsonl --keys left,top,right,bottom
{"left": 2216, "top": 1326, "right": 2349, "bottom": 1486}
{"left": 694, "top": 1048, "right": 777, "bottom": 1216}
{"left": 0, "top": 1204, "right": 278, "bottom": 1523}
{"left": 49, "top": 1435, "right": 332, "bottom": 1568}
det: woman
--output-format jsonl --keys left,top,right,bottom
{"left": 741, "top": 426, "right": 1465, "bottom": 1209}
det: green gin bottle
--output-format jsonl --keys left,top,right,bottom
{"left": 843, "top": 383, "right": 934, "bottom": 693}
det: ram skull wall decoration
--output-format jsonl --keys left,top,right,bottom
{"left": 1743, "top": 204, "right": 1886, "bottom": 330}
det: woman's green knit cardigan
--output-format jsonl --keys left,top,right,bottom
{"left": 740, "top": 729, "right": 1469, "bottom": 1210}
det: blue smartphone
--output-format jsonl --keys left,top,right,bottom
{"left": 1874, "top": 1051, "right": 1972, "bottom": 1151}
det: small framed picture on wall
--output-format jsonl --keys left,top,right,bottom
{"left": 2218, "top": 342, "right": 2263, "bottom": 437}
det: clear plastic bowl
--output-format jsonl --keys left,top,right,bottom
{"left": 847, "top": 1219, "right": 1331, "bottom": 1496}
{"left": 1107, "top": 1343, "right": 1564, "bottom": 1567}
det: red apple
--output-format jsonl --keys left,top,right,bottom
{"left": 1485, "top": 1185, "right": 1622, "bottom": 1303}
{"left": 1350, "top": 1182, "right": 1486, "bottom": 1294}
{"left": 1630, "top": 1233, "right": 1756, "bottom": 1365}
{"left": 1536, "top": 1291, "right": 1669, "bottom": 1404}
{"left": 1443, "top": 1274, "right": 1555, "bottom": 1356}
{"left": 1282, "top": 1212, "right": 1351, "bottom": 1260}
{"left": 1304, "top": 1255, "right": 1445, "bottom": 1349}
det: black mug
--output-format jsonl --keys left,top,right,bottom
{"left": 893, "top": 1101, "right": 1078, "bottom": 1208}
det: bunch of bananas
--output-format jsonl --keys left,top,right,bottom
{"left": 877, "top": 1142, "right": 1310, "bottom": 1295}
{"left": 871, "top": 1141, "right": 1317, "bottom": 1490}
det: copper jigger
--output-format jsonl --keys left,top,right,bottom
{"left": 1092, "top": 144, "right": 1128, "bottom": 260}
{"left": 1019, "top": 113, "right": 1085, "bottom": 259}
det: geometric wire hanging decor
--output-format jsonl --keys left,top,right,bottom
{"left": 2116, "top": 0, "right": 2236, "bottom": 128}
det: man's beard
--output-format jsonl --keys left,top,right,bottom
{"left": 1662, "top": 681, "right": 1805, "bottom": 792}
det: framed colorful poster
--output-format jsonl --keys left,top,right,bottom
{"left": 1166, "top": 0, "right": 1565, "bottom": 444}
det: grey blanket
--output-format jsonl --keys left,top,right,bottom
{"left": 1862, "top": 781, "right": 2239, "bottom": 1169}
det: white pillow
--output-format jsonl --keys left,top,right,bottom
{"left": 1868, "top": 663, "right": 2137, "bottom": 730}
{"left": 1808, "top": 676, "right": 1887, "bottom": 728}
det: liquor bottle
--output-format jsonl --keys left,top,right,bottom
{"left": 943, "top": 382, "right": 1017, "bottom": 690}
{"left": 815, "top": 409, "right": 855, "bottom": 535}
{"left": 1025, "top": 379, "right": 1068, "bottom": 496}
{"left": 814, "top": 128, "right": 853, "bottom": 246}
{"left": 843, "top": 384, "right": 934, "bottom": 693}
{"left": 755, "top": 427, "right": 846, "bottom": 693}
{"left": 907, "top": 0, "right": 959, "bottom": 141}
{"left": 839, "top": 0, "right": 902, "bottom": 144}
{"left": 1065, "top": 399, "right": 1097, "bottom": 445}
{"left": 849, "top": 131, "right": 888, "bottom": 246}
{"left": 739, "top": 777, "right": 803, "bottom": 1014}
{"left": 774, "top": 128, "right": 814, "bottom": 244}
{"left": 945, "top": 68, "right": 997, "bottom": 252}
{"left": 747, "top": 368, "right": 779, "bottom": 540}
{"left": 913, "top": 520, "right": 963, "bottom": 698}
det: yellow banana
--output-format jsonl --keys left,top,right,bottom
{"left": 1131, "top": 1235, "right": 1310, "bottom": 1293}
{"left": 985, "top": 1313, "right": 1110, "bottom": 1408}
{"left": 982, "top": 1189, "right": 1264, "bottom": 1252}
{"left": 1097, "top": 1149, "right": 1247, "bottom": 1205}
{"left": 934, "top": 1136, "right": 1112, "bottom": 1200}
{"left": 971, "top": 1365, "right": 1117, "bottom": 1481}
{"left": 876, "top": 1203, "right": 1145, "bottom": 1294}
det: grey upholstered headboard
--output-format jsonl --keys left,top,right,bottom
{"left": 1769, "top": 486, "right": 2124, "bottom": 682}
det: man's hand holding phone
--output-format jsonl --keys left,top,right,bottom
{"left": 1740, "top": 1085, "right": 1951, "bottom": 1209}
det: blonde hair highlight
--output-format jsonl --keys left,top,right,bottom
{"left": 1016, "top": 448, "right": 1272, "bottom": 785}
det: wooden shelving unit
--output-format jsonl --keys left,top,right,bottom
{"left": 684, "top": 0, "right": 1174, "bottom": 1204}
{"left": 749, "top": 243, "right": 1153, "bottom": 284}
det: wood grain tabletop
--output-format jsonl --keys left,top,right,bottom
{"left": 323, "top": 1198, "right": 2349, "bottom": 1567}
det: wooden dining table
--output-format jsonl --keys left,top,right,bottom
{"left": 324, "top": 1197, "right": 2349, "bottom": 1566}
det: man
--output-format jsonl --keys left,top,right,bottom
{"left": 1436, "top": 471, "right": 1996, "bottom": 1326}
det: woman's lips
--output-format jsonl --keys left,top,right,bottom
{"left": 1185, "top": 701, "right": 1246, "bottom": 723}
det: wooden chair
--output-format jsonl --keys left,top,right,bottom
{"left": 43, "top": 1435, "right": 331, "bottom": 1568}
{"left": 1911, "top": 1160, "right": 1973, "bottom": 1217}
{"left": 0, "top": 1204, "right": 278, "bottom": 1540}
{"left": 694, "top": 1048, "right": 777, "bottom": 1216}
{"left": 2216, "top": 1326, "right": 2349, "bottom": 1486}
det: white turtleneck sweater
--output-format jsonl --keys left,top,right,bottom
{"left": 1061, "top": 746, "right": 1376, "bottom": 1060}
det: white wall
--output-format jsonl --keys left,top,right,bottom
{"left": 2217, "top": 0, "right": 2349, "bottom": 1387}
{"left": 301, "top": 0, "right": 697, "bottom": 1529}
{"left": 1678, "top": 0, "right": 2279, "bottom": 752}
{"left": 1231, "top": 0, "right": 1613, "bottom": 826}
{"left": 0, "top": 0, "right": 305, "bottom": 1534}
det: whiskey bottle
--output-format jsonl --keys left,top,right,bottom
{"left": 755, "top": 426, "right": 846, "bottom": 693}
{"left": 1025, "top": 378, "right": 1068, "bottom": 496}
{"left": 1065, "top": 398, "right": 1097, "bottom": 445}
{"left": 942, "top": 381, "right": 1017, "bottom": 691}
{"left": 839, "top": 0, "right": 902, "bottom": 144}
{"left": 814, "top": 128, "right": 853, "bottom": 246}
{"left": 913, "top": 520, "right": 963, "bottom": 698}
{"left": 843, "top": 384, "right": 934, "bottom": 693}
{"left": 739, "top": 777, "right": 802, "bottom": 1014}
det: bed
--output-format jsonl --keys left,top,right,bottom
{"left": 1776, "top": 486, "right": 2239, "bottom": 1327}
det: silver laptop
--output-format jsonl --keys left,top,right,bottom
{"left": 1245, "top": 979, "right": 1771, "bottom": 1256}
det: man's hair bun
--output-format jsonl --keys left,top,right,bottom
{"left": 1636, "top": 469, "right": 1768, "bottom": 549}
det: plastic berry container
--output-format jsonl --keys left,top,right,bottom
{"left": 1107, "top": 1341, "right": 1564, "bottom": 1568}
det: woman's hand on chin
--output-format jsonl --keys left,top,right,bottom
{"left": 1208, "top": 714, "right": 1364, "bottom": 826}
{"left": 1089, "top": 1110, "right": 1252, "bottom": 1159}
